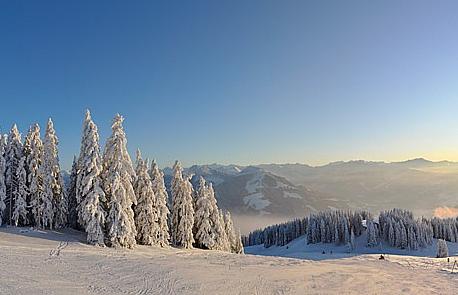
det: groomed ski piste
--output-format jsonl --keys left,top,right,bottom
{"left": 0, "top": 226, "right": 456, "bottom": 295}
{"left": 245, "top": 230, "right": 458, "bottom": 261}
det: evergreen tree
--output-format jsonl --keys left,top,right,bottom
{"left": 5, "top": 124, "right": 23, "bottom": 225}
{"left": 366, "top": 220, "right": 378, "bottom": 247}
{"left": 41, "top": 119, "right": 67, "bottom": 229}
{"left": 133, "top": 150, "right": 159, "bottom": 245}
{"left": 76, "top": 110, "right": 106, "bottom": 245}
{"left": 12, "top": 156, "right": 28, "bottom": 226}
{"left": 436, "top": 239, "right": 448, "bottom": 258}
{"left": 208, "top": 182, "right": 229, "bottom": 250}
{"left": 349, "top": 228, "right": 355, "bottom": 252}
{"left": 194, "top": 177, "right": 214, "bottom": 249}
{"left": 102, "top": 114, "right": 137, "bottom": 248}
{"left": 223, "top": 211, "right": 238, "bottom": 253}
{"left": 0, "top": 135, "right": 6, "bottom": 226}
{"left": 149, "top": 159, "right": 170, "bottom": 247}
{"left": 24, "top": 124, "right": 43, "bottom": 227}
{"left": 195, "top": 177, "right": 228, "bottom": 250}
{"left": 234, "top": 229, "right": 244, "bottom": 254}
{"left": 67, "top": 156, "right": 78, "bottom": 229}
{"left": 171, "top": 161, "right": 194, "bottom": 249}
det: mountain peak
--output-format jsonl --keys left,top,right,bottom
{"left": 397, "top": 158, "right": 432, "bottom": 164}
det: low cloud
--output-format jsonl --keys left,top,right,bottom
{"left": 433, "top": 206, "right": 458, "bottom": 218}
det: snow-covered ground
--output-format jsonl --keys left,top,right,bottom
{"left": 1, "top": 227, "right": 457, "bottom": 294}
{"left": 245, "top": 233, "right": 458, "bottom": 261}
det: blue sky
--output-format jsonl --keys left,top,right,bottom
{"left": 1, "top": 1, "right": 458, "bottom": 170}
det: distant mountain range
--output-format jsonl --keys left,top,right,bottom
{"left": 169, "top": 158, "right": 458, "bottom": 219}
{"left": 163, "top": 164, "right": 349, "bottom": 218}
{"left": 258, "top": 158, "right": 458, "bottom": 216}
{"left": 62, "top": 158, "right": 458, "bottom": 232}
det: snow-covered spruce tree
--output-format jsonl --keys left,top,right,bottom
{"left": 436, "top": 239, "right": 448, "bottom": 258}
{"left": 349, "top": 228, "right": 356, "bottom": 252}
{"left": 224, "top": 211, "right": 240, "bottom": 253}
{"left": 378, "top": 209, "right": 433, "bottom": 250}
{"left": 5, "top": 124, "right": 23, "bottom": 225}
{"left": 194, "top": 177, "right": 215, "bottom": 249}
{"left": 76, "top": 110, "right": 106, "bottom": 245}
{"left": 12, "top": 156, "right": 28, "bottom": 226}
{"left": 133, "top": 150, "right": 159, "bottom": 245}
{"left": 366, "top": 220, "right": 378, "bottom": 247}
{"left": 0, "top": 135, "right": 7, "bottom": 226}
{"left": 149, "top": 159, "right": 170, "bottom": 247}
{"left": 234, "top": 229, "right": 244, "bottom": 254}
{"left": 102, "top": 114, "right": 137, "bottom": 248}
{"left": 41, "top": 119, "right": 67, "bottom": 229}
{"left": 208, "top": 183, "right": 230, "bottom": 251}
{"left": 171, "top": 161, "right": 195, "bottom": 249}
{"left": 304, "top": 210, "right": 368, "bottom": 247}
{"left": 195, "top": 178, "right": 229, "bottom": 250}
{"left": 22, "top": 128, "right": 32, "bottom": 221}
{"left": 67, "top": 156, "right": 78, "bottom": 229}
{"left": 430, "top": 217, "right": 458, "bottom": 242}
{"left": 24, "top": 124, "right": 43, "bottom": 227}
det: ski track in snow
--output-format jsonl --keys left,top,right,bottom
{"left": 0, "top": 227, "right": 457, "bottom": 295}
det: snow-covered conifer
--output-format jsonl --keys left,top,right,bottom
{"left": 343, "top": 220, "right": 350, "bottom": 245}
{"left": 0, "top": 135, "right": 6, "bottom": 226}
{"left": 171, "top": 161, "right": 194, "bottom": 249}
{"left": 320, "top": 219, "right": 326, "bottom": 244}
{"left": 208, "top": 183, "right": 229, "bottom": 250}
{"left": 67, "top": 156, "right": 78, "bottom": 229}
{"left": 194, "top": 178, "right": 209, "bottom": 247}
{"left": 133, "top": 150, "right": 159, "bottom": 245}
{"left": 102, "top": 114, "right": 137, "bottom": 248}
{"left": 76, "top": 110, "right": 106, "bottom": 245}
{"left": 149, "top": 159, "right": 170, "bottom": 247}
{"left": 349, "top": 228, "right": 355, "bottom": 252}
{"left": 41, "top": 119, "right": 67, "bottom": 229}
{"left": 5, "top": 125, "right": 23, "bottom": 225}
{"left": 194, "top": 178, "right": 212, "bottom": 248}
{"left": 366, "top": 220, "right": 378, "bottom": 247}
{"left": 194, "top": 177, "right": 228, "bottom": 250}
{"left": 224, "top": 211, "right": 238, "bottom": 253}
{"left": 436, "top": 239, "right": 448, "bottom": 258}
{"left": 24, "top": 124, "right": 43, "bottom": 227}
{"left": 12, "top": 156, "right": 28, "bottom": 226}
{"left": 234, "top": 229, "right": 244, "bottom": 254}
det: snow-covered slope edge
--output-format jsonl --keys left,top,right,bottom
{"left": 245, "top": 232, "right": 458, "bottom": 261}
{"left": 0, "top": 227, "right": 456, "bottom": 295}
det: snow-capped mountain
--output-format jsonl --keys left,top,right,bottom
{"left": 164, "top": 164, "right": 349, "bottom": 218}
{"left": 63, "top": 158, "right": 458, "bottom": 223}
{"left": 163, "top": 159, "right": 458, "bottom": 220}
{"left": 259, "top": 159, "right": 458, "bottom": 215}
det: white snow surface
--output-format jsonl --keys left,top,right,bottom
{"left": 245, "top": 233, "right": 458, "bottom": 261}
{"left": 243, "top": 172, "right": 272, "bottom": 211}
{"left": 0, "top": 227, "right": 457, "bottom": 294}
{"left": 242, "top": 192, "right": 272, "bottom": 211}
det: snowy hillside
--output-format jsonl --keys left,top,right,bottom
{"left": 1, "top": 227, "right": 457, "bottom": 294}
{"left": 159, "top": 159, "right": 458, "bottom": 224}
{"left": 259, "top": 159, "right": 458, "bottom": 215}
{"left": 164, "top": 164, "right": 350, "bottom": 218}
{"left": 245, "top": 231, "right": 458, "bottom": 261}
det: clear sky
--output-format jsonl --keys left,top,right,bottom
{"left": 1, "top": 1, "right": 458, "bottom": 170}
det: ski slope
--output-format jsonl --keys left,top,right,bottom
{"left": 245, "top": 232, "right": 458, "bottom": 261}
{"left": 0, "top": 227, "right": 456, "bottom": 294}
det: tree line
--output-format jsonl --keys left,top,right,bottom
{"left": 243, "top": 208, "right": 458, "bottom": 251}
{"left": 0, "top": 110, "right": 243, "bottom": 253}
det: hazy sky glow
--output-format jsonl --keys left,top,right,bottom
{"left": 1, "top": 1, "right": 458, "bottom": 169}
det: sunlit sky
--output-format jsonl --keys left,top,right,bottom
{"left": 1, "top": 1, "right": 458, "bottom": 170}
